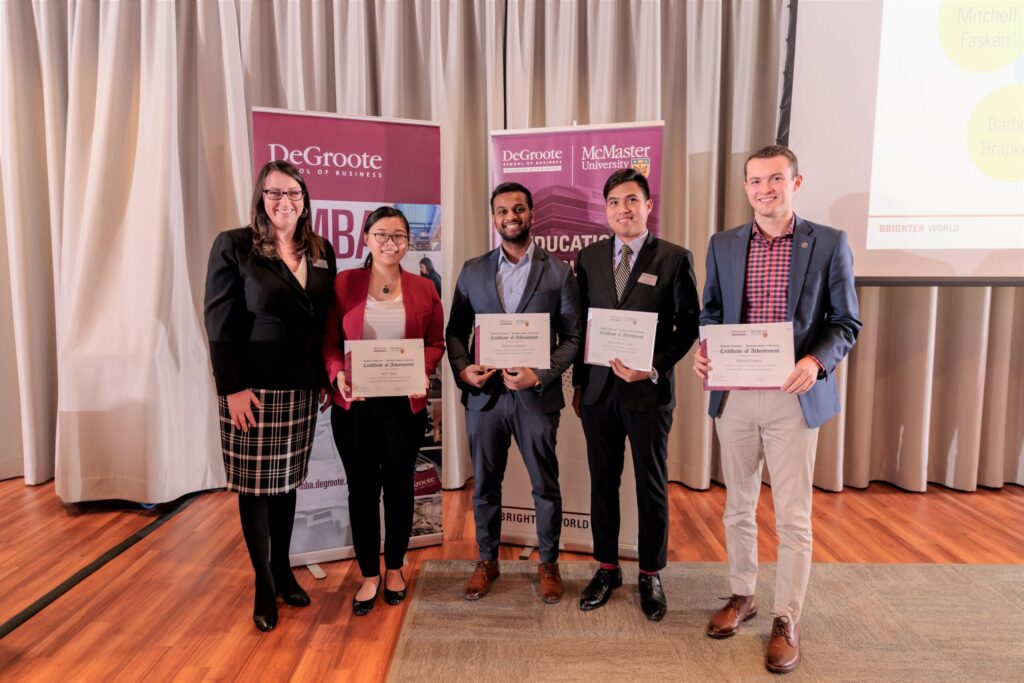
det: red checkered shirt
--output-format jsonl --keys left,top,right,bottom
{"left": 741, "top": 217, "right": 794, "bottom": 324}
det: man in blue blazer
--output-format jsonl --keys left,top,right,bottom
{"left": 694, "top": 145, "right": 861, "bottom": 674}
{"left": 446, "top": 182, "right": 582, "bottom": 604}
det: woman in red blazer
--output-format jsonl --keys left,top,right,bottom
{"left": 323, "top": 206, "right": 445, "bottom": 615}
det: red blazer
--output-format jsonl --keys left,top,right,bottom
{"left": 323, "top": 267, "right": 445, "bottom": 413}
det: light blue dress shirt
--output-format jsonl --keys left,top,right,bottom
{"left": 496, "top": 242, "right": 535, "bottom": 313}
{"left": 612, "top": 229, "right": 649, "bottom": 272}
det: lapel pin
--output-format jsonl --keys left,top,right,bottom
{"left": 801, "top": 242, "right": 808, "bottom": 248}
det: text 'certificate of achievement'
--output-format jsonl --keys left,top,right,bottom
{"left": 345, "top": 339, "right": 425, "bottom": 398}
{"left": 583, "top": 308, "right": 658, "bottom": 372}
{"left": 700, "top": 322, "right": 795, "bottom": 391}
{"left": 474, "top": 313, "right": 550, "bottom": 369}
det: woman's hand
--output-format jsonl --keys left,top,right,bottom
{"left": 336, "top": 373, "right": 364, "bottom": 402}
{"left": 318, "top": 387, "right": 331, "bottom": 412}
{"left": 226, "top": 389, "right": 262, "bottom": 432}
{"left": 410, "top": 374, "right": 430, "bottom": 400}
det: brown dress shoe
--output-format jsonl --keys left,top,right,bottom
{"left": 706, "top": 594, "right": 757, "bottom": 638}
{"left": 765, "top": 616, "right": 800, "bottom": 674}
{"left": 464, "top": 560, "right": 500, "bottom": 600}
{"left": 537, "top": 562, "right": 563, "bottom": 604}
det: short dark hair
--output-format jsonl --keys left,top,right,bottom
{"left": 744, "top": 145, "right": 799, "bottom": 179}
{"left": 490, "top": 182, "right": 533, "bottom": 211}
{"left": 602, "top": 168, "right": 650, "bottom": 200}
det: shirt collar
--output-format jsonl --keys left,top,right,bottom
{"left": 752, "top": 215, "right": 796, "bottom": 243}
{"left": 498, "top": 240, "right": 535, "bottom": 268}
{"left": 613, "top": 230, "right": 649, "bottom": 257}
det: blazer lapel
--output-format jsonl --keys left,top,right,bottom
{"left": 617, "top": 236, "right": 657, "bottom": 307}
{"left": 592, "top": 238, "right": 617, "bottom": 305}
{"left": 400, "top": 269, "right": 420, "bottom": 338}
{"left": 483, "top": 248, "right": 505, "bottom": 313}
{"left": 787, "top": 217, "right": 815, "bottom": 321}
{"left": 514, "top": 247, "right": 547, "bottom": 313}
{"left": 347, "top": 269, "right": 371, "bottom": 341}
{"left": 267, "top": 258, "right": 313, "bottom": 315}
{"left": 729, "top": 224, "right": 753, "bottom": 323}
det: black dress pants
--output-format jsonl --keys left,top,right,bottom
{"left": 331, "top": 398, "right": 427, "bottom": 578}
{"left": 580, "top": 389, "right": 672, "bottom": 573}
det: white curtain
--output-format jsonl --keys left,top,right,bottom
{"left": 1, "top": 0, "right": 1020, "bottom": 501}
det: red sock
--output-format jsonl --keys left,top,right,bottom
{"left": 600, "top": 562, "right": 619, "bottom": 571}
{"left": 639, "top": 569, "right": 660, "bottom": 576}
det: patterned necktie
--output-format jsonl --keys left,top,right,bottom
{"left": 615, "top": 243, "right": 633, "bottom": 302}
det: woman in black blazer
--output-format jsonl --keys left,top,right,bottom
{"left": 204, "top": 160, "right": 336, "bottom": 632}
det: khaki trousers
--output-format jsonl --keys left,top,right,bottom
{"left": 715, "top": 390, "right": 819, "bottom": 623}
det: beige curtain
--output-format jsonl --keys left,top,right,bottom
{"left": 0, "top": 1, "right": 1019, "bottom": 501}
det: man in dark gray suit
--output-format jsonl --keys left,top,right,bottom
{"left": 446, "top": 182, "right": 582, "bottom": 604}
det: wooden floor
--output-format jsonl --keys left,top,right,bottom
{"left": 1, "top": 478, "right": 1022, "bottom": 681}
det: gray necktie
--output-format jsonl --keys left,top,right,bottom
{"left": 615, "top": 243, "right": 633, "bottom": 302}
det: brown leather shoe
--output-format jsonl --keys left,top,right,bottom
{"left": 537, "top": 562, "right": 563, "bottom": 604}
{"left": 765, "top": 616, "right": 800, "bottom": 674}
{"left": 706, "top": 594, "right": 757, "bottom": 638}
{"left": 464, "top": 560, "right": 499, "bottom": 600}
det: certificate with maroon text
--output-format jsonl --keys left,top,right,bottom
{"left": 346, "top": 339, "right": 425, "bottom": 398}
{"left": 700, "top": 322, "right": 794, "bottom": 391}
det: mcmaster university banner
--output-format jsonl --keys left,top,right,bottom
{"left": 489, "top": 122, "right": 664, "bottom": 558}
{"left": 253, "top": 108, "right": 444, "bottom": 566}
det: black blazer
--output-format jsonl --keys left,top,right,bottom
{"left": 574, "top": 235, "right": 700, "bottom": 411}
{"left": 204, "top": 227, "right": 337, "bottom": 395}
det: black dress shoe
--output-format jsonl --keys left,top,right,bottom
{"left": 274, "top": 570, "right": 312, "bottom": 607}
{"left": 384, "top": 570, "right": 407, "bottom": 605}
{"left": 253, "top": 588, "right": 278, "bottom": 632}
{"left": 352, "top": 579, "right": 380, "bottom": 616}
{"left": 639, "top": 573, "right": 667, "bottom": 622}
{"left": 579, "top": 567, "right": 623, "bottom": 611}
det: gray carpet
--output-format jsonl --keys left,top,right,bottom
{"left": 387, "top": 561, "right": 1024, "bottom": 682}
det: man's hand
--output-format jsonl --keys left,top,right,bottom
{"left": 609, "top": 358, "right": 649, "bottom": 383}
{"left": 782, "top": 357, "right": 820, "bottom": 395}
{"left": 693, "top": 348, "right": 711, "bottom": 380}
{"left": 502, "top": 367, "right": 539, "bottom": 391}
{"left": 459, "top": 364, "right": 497, "bottom": 389}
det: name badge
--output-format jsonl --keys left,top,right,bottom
{"left": 638, "top": 273, "right": 658, "bottom": 286}
{"left": 312, "top": 259, "right": 329, "bottom": 269}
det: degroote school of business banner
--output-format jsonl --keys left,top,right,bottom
{"left": 253, "top": 108, "right": 444, "bottom": 566}
{"left": 489, "top": 121, "right": 664, "bottom": 558}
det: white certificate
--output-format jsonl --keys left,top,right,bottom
{"left": 474, "top": 313, "right": 550, "bottom": 369}
{"left": 583, "top": 308, "right": 658, "bottom": 372}
{"left": 345, "top": 339, "right": 425, "bottom": 398}
{"left": 700, "top": 322, "right": 795, "bottom": 391}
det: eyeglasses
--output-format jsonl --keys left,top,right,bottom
{"left": 262, "top": 188, "right": 304, "bottom": 201}
{"left": 369, "top": 232, "right": 409, "bottom": 245}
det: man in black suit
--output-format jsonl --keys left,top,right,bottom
{"left": 573, "top": 168, "right": 700, "bottom": 621}
{"left": 446, "top": 182, "right": 582, "bottom": 604}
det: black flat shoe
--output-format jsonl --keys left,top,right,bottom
{"left": 639, "top": 573, "right": 667, "bottom": 622}
{"left": 579, "top": 567, "right": 623, "bottom": 611}
{"left": 274, "top": 570, "right": 312, "bottom": 607}
{"left": 253, "top": 588, "right": 278, "bottom": 632}
{"left": 352, "top": 579, "right": 380, "bottom": 616}
{"left": 384, "top": 571, "right": 407, "bottom": 605}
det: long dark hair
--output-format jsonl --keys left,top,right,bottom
{"left": 249, "top": 160, "right": 324, "bottom": 260}
{"left": 362, "top": 206, "right": 411, "bottom": 268}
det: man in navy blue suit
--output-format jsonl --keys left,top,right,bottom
{"left": 446, "top": 182, "right": 582, "bottom": 605}
{"left": 694, "top": 145, "right": 861, "bottom": 674}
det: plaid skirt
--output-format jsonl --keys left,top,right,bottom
{"left": 217, "top": 388, "right": 317, "bottom": 495}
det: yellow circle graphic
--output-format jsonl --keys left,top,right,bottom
{"left": 939, "top": 1, "right": 1024, "bottom": 72}
{"left": 966, "top": 84, "right": 1024, "bottom": 180}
